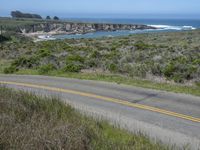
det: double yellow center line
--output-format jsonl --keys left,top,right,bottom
{"left": 1, "top": 81, "right": 200, "bottom": 123}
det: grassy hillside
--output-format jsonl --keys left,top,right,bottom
{"left": 0, "top": 86, "right": 171, "bottom": 150}
{"left": 0, "top": 30, "right": 199, "bottom": 96}
{"left": 0, "top": 17, "right": 67, "bottom": 32}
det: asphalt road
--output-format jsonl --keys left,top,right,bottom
{"left": 0, "top": 75, "right": 200, "bottom": 149}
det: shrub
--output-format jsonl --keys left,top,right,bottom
{"left": 85, "top": 58, "right": 98, "bottom": 68}
{"left": 163, "top": 60, "right": 197, "bottom": 83}
{"left": 172, "top": 74, "right": 185, "bottom": 83}
{"left": 134, "top": 40, "right": 157, "bottom": 51}
{"left": 163, "top": 63, "right": 175, "bottom": 78}
{"left": 108, "top": 63, "right": 118, "bottom": 73}
{"left": 37, "top": 49, "right": 51, "bottom": 58}
{"left": 90, "top": 50, "right": 101, "bottom": 59}
{"left": 62, "top": 63, "right": 82, "bottom": 73}
{"left": 64, "top": 54, "right": 85, "bottom": 72}
{"left": 104, "top": 51, "right": 120, "bottom": 60}
{"left": 131, "top": 64, "right": 148, "bottom": 78}
{"left": 38, "top": 64, "right": 55, "bottom": 74}
{"left": 66, "top": 55, "right": 85, "bottom": 64}
{"left": 121, "top": 64, "right": 147, "bottom": 78}
{"left": 150, "top": 63, "right": 162, "bottom": 76}
{"left": 11, "top": 56, "right": 39, "bottom": 69}
{"left": 4, "top": 65, "right": 18, "bottom": 74}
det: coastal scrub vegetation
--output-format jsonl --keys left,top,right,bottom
{"left": 0, "top": 86, "right": 171, "bottom": 149}
{"left": 0, "top": 29, "right": 200, "bottom": 95}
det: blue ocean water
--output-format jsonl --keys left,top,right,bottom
{"left": 53, "top": 18, "right": 200, "bottom": 39}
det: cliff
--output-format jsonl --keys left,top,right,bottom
{"left": 18, "top": 22, "right": 156, "bottom": 35}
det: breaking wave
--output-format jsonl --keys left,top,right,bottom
{"left": 149, "top": 25, "right": 196, "bottom": 30}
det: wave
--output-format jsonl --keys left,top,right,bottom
{"left": 107, "top": 35, "right": 114, "bottom": 37}
{"left": 149, "top": 25, "right": 196, "bottom": 30}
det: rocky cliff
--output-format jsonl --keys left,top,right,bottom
{"left": 19, "top": 22, "right": 156, "bottom": 35}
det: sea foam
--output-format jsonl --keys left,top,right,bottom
{"left": 149, "top": 25, "right": 196, "bottom": 30}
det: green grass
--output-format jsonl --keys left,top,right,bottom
{"left": 0, "top": 17, "right": 60, "bottom": 26}
{"left": 0, "top": 17, "right": 95, "bottom": 30}
{"left": 0, "top": 86, "right": 172, "bottom": 150}
{"left": 14, "top": 69, "right": 200, "bottom": 96}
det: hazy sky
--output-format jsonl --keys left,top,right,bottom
{"left": 1, "top": 0, "right": 200, "bottom": 18}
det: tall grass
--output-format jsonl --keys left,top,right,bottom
{"left": 0, "top": 86, "right": 171, "bottom": 150}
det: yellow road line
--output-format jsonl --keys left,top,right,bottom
{"left": 1, "top": 81, "right": 200, "bottom": 123}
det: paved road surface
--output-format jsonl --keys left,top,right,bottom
{"left": 0, "top": 75, "right": 200, "bottom": 149}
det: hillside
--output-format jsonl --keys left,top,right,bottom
{"left": 0, "top": 29, "right": 200, "bottom": 96}
{"left": 0, "top": 86, "right": 170, "bottom": 149}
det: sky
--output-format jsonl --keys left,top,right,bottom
{"left": 1, "top": 0, "right": 200, "bottom": 19}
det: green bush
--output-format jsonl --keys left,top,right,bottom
{"left": 163, "top": 63, "right": 175, "bottom": 78}
{"left": 104, "top": 51, "right": 120, "bottom": 60}
{"left": 63, "top": 54, "right": 85, "bottom": 72}
{"left": 85, "top": 58, "right": 98, "bottom": 68}
{"left": 12, "top": 56, "right": 39, "bottom": 68}
{"left": 192, "top": 58, "right": 200, "bottom": 65}
{"left": 90, "top": 50, "right": 101, "bottom": 59}
{"left": 4, "top": 65, "right": 18, "bottom": 74}
{"left": 172, "top": 74, "right": 185, "bottom": 83}
{"left": 38, "top": 64, "right": 55, "bottom": 74}
{"left": 163, "top": 60, "right": 197, "bottom": 83}
{"left": 37, "top": 48, "right": 51, "bottom": 58}
{"left": 62, "top": 63, "right": 82, "bottom": 73}
{"left": 108, "top": 63, "right": 118, "bottom": 73}
{"left": 134, "top": 41, "right": 156, "bottom": 50}
{"left": 66, "top": 55, "right": 85, "bottom": 64}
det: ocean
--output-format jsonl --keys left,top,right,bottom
{"left": 53, "top": 18, "right": 200, "bottom": 39}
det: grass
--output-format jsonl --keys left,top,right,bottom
{"left": 0, "top": 17, "right": 60, "bottom": 26}
{"left": 0, "top": 17, "right": 97, "bottom": 31}
{"left": 13, "top": 69, "right": 200, "bottom": 96}
{"left": 0, "top": 86, "right": 171, "bottom": 150}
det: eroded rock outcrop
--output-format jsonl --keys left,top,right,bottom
{"left": 19, "top": 22, "right": 156, "bottom": 35}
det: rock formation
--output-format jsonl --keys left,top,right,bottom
{"left": 19, "top": 22, "right": 156, "bottom": 35}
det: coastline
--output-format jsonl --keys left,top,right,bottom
{"left": 20, "top": 20, "right": 198, "bottom": 41}
{"left": 19, "top": 22, "right": 156, "bottom": 40}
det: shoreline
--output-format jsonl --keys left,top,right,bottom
{"left": 19, "top": 21, "right": 157, "bottom": 40}
{"left": 21, "top": 23, "right": 198, "bottom": 41}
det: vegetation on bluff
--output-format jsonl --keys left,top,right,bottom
{"left": 0, "top": 29, "right": 200, "bottom": 95}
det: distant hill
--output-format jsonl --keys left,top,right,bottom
{"left": 11, "top": 11, "right": 42, "bottom": 19}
